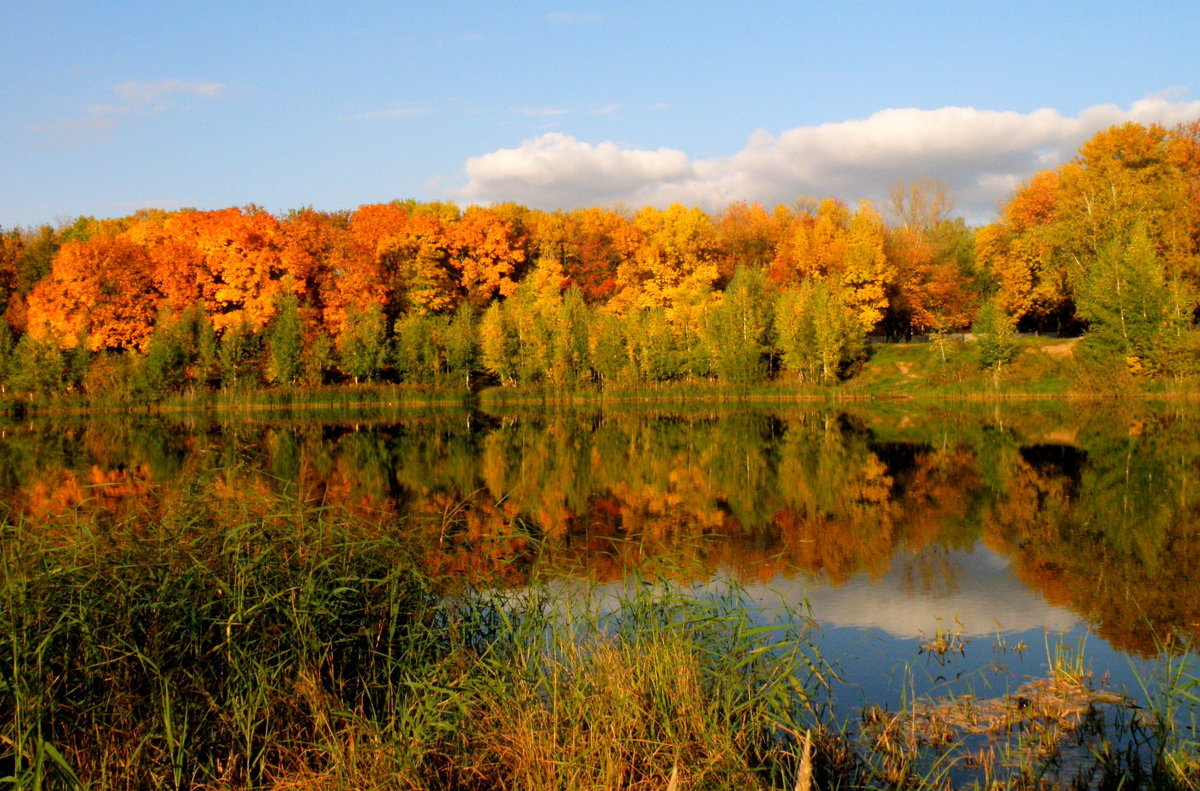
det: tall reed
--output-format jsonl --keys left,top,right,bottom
{"left": 0, "top": 484, "right": 840, "bottom": 789}
{"left": 3, "top": 481, "right": 1200, "bottom": 789}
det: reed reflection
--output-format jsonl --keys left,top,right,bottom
{"left": 2, "top": 403, "right": 1198, "bottom": 654}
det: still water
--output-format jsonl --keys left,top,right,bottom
{"left": 3, "top": 400, "right": 1197, "bottom": 711}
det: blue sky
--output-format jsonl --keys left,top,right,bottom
{"left": 3, "top": 1, "right": 1199, "bottom": 227}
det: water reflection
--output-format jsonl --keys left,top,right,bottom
{"left": 774, "top": 545, "right": 1076, "bottom": 638}
{"left": 2, "top": 402, "right": 1198, "bottom": 656}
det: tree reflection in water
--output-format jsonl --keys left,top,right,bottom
{"left": 2, "top": 401, "right": 1198, "bottom": 656}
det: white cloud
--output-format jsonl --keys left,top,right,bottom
{"left": 32, "top": 79, "right": 226, "bottom": 145}
{"left": 455, "top": 95, "right": 1200, "bottom": 223}
{"left": 460, "top": 132, "right": 691, "bottom": 206}
{"left": 756, "top": 545, "right": 1081, "bottom": 638}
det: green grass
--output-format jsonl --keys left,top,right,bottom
{"left": 13, "top": 334, "right": 1200, "bottom": 420}
{"left": 155, "top": 382, "right": 475, "bottom": 411}
{"left": 844, "top": 336, "right": 1083, "bottom": 398}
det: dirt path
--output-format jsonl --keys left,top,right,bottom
{"left": 1041, "top": 337, "right": 1081, "bottom": 358}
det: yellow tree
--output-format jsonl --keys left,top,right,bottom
{"left": 524, "top": 209, "right": 575, "bottom": 274}
{"left": 985, "top": 123, "right": 1199, "bottom": 332}
{"left": 610, "top": 204, "right": 720, "bottom": 314}
{"left": 1058, "top": 123, "right": 1190, "bottom": 266}
{"left": 1063, "top": 123, "right": 1199, "bottom": 326}
{"left": 840, "top": 202, "right": 893, "bottom": 332}
{"left": 768, "top": 198, "right": 850, "bottom": 286}
{"left": 1168, "top": 120, "right": 1200, "bottom": 261}
{"left": 797, "top": 198, "right": 850, "bottom": 279}
{"left": 975, "top": 170, "right": 1068, "bottom": 325}
{"left": 607, "top": 204, "right": 721, "bottom": 371}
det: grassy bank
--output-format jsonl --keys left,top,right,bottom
{"left": 7, "top": 335, "right": 1200, "bottom": 419}
{"left": 3, "top": 488, "right": 1200, "bottom": 789}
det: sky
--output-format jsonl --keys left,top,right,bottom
{"left": 3, "top": 0, "right": 1200, "bottom": 228}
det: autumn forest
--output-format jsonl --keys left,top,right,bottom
{"left": 2, "top": 120, "right": 1200, "bottom": 401}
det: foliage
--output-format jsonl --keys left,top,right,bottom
{"left": 443, "top": 302, "right": 480, "bottom": 388}
{"left": 301, "top": 326, "right": 335, "bottom": 386}
{"left": 1076, "top": 224, "right": 1185, "bottom": 374}
{"left": 218, "top": 318, "right": 263, "bottom": 390}
{"left": 971, "top": 297, "right": 1019, "bottom": 375}
{"left": 0, "top": 318, "right": 13, "bottom": 392}
{"left": 265, "top": 290, "right": 303, "bottom": 385}
{"left": 8, "top": 332, "right": 65, "bottom": 397}
{"left": 26, "top": 236, "right": 158, "bottom": 352}
{"left": 336, "top": 302, "right": 388, "bottom": 384}
{"left": 628, "top": 308, "right": 685, "bottom": 382}
{"left": 588, "top": 308, "right": 629, "bottom": 386}
{"left": 775, "top": 279, "right": 865, "bottom": 385}
{"left": 393, "top": 311, "right": 444, "bottom": 384}
{"left": 479, "top": 300, "right": 519, "bottom": 386}
{"left": 8, "top": 119, "right": 1200, "bottom": 404}
{"left": 703, "top": 266, "right": 773, "bottom": 383}
{"left": 135, "top": 312, "right": 194, "bottom": 398}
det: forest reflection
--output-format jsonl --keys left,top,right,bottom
{"left": 2, "top": 402, "right": 1197, "bottom": 656}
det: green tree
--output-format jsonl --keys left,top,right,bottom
{"left": 1076, "top": 224, "right": 1184, "bottom": 374}
{"left": 588, "top": 309, "right": 628, "bottom": 387}
{"left": 189, "top": 305, "right": 221, "bottom": 389}
{"left": 704, "top": 266, "right": 772, "bottom": 384}
{"left": 67, "top": 327, "right": 91, "bottom": 393}
{"left": 394, "top": 312, "right": 444, "bottom": 384}
{"left": 629, "top": 308, "right": 683, "bottom": 382}
{"left": 549, "top": 287, "right": 590, "bottom": 387}
{"left": 136, "top": 315, "right": 193, "bottom": 398}
{"left": 479, "top": 301, "right": 519, "bottom": 386}
{"left": 0, "top": 319, "right": 14, "bottom": 394}
{"left": 337, "top": 302, "right": 388, "bottom": 383}
{"left": 218, "top": 318, "right": 263, "bottom": 390}
{"left": 971, "top": 297, "right": 1019, "bottom": 379}
{"left": 8, "top": 331, "right": 64, "bottom": 397}
{"left": 265, "top": 291, "right": 303, "bottom": 385}
{"left": 301, "top": 327, "right": 335, "bottom": 386}
{"left": 17, "top": 225, "right": 59, "bottom": 296}
{"left": 775, "top": 280, "right": 864, "bottom": 385}
{"left": 445, "top": 302, "right": 480, "bottom": 388}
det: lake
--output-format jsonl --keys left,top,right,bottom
{"left": 4, "top": 401, "right": 1197, "bottom": 668}
{"left": 3, "top": 399, "right": 1198, "bottom": 785}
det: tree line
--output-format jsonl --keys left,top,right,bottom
{"left": 1, "top": 120, "right": 1198, "bottom": 399}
